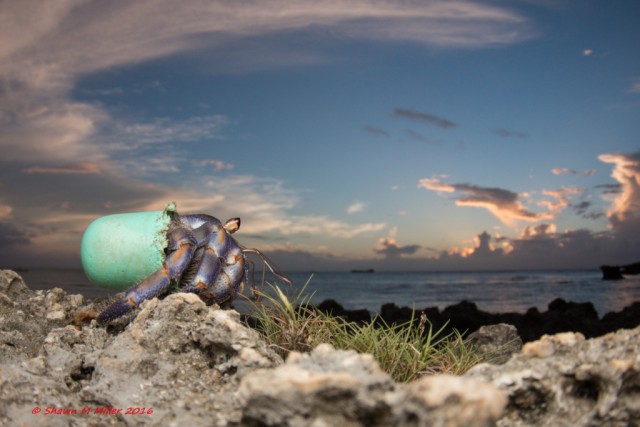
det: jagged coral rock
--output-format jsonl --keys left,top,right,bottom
{"left": 1, "top": 269, "right": 638, "bottom": 427}
{"left": 234, "top": 343, "right": 506, "bottom": 427}
{"left": 465, "top": 327, "right": 640, "bottom": 426}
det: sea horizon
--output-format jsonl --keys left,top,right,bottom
{"left": 6, "top": 267, "right": 640, "bottom": 318}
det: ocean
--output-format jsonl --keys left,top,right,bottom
{"left": 11, "top": 268, "right": 640, "bottom": 317}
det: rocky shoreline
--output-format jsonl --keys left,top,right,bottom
{"left": 316, "top": 297, "right": 640, "bottom": 343}
{"left": 1, "top": 269, "right": 639, "bottom": 426}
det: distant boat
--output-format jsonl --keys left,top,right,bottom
{"left": 351, "top": 268, "right": 375, "bottom": 273}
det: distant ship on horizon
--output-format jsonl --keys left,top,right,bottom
{"left": 351, "top": 268, "right": 375, "bottom": 273}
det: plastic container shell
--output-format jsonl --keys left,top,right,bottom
{"left": 80, "top": 204, "right": 176, "bottom": 290}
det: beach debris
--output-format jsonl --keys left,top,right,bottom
{"left": 80, "top": 203, "right": 290, "bottom": 323}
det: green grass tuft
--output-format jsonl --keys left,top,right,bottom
{"left": 248, "top": 279, "right": 487, "bottom": 382}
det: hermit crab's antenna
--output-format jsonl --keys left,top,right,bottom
{"left": 242, "top": 247, "right": 292, "bottom": 289}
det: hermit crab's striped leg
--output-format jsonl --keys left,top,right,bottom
{"left": 97, "top": 222, "right": 197, "bottom": 323}
{"left": 207, "top": 237, "right": 246, "bottom": 304}
{"left": 180, "top": 220, "right": 226, "bottom": 301}
{"left": 180, "top": 217, "right": 244, "bottom": 304}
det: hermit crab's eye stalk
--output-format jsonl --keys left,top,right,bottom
{"left": 243, "top": 248, "right": 293, "bottom": 289}
{"left": 223, "top": 217, "right": 241, "bottom": 234}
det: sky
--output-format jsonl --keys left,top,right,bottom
{"left": 0, "top": 0, "right": 639, "bottom": 272}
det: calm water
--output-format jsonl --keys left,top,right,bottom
{"left": 12, "top": 268, "right": 640, "bottom": 317}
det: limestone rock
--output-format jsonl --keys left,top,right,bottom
{"left": 234, "top": 343, "right": 506, "bottom": 426}
{"left": 1, "top": 269, "right": 638, "bottom": 427}
{"left": 465, "top": 327, "right": 640, "bottom": 426}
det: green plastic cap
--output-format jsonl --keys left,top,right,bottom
{"left": 81, "top": 203, "right": 177, "bottom": 290}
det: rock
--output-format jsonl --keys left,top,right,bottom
{"left": 379, "top": 302, "right": 417, "bottom": 325}
{"left": 390, "top": 375, "right": 506, "bottom": 427}
{"left": 542, "top": 298, "right": 604, "bottom": 338}
{"left": 622, "top": 261, "right": 640, "bottom": 275}
{"left": 1, "top": 268, "right": 639, "bottom": 426}
{"left": 465, "top": 327, "right": 640, "bottom": 426}
{"left": 600, "top": 265, "right": 624, "bottom": 280}
{"left": 600, "top": 261, "right": 640, "bottom": 279}
{"left": 601, "top": 302, "right": 640, "bottom": 331}
{"left": 0, "top": 270, "right": 282, "bottom": 426}
{"left": 84, "top": 294, "right": 281, "bottom": 426}
{"left": 467, "top": 324, "right": 523, "bottom": 364}
{"left": 317, "top": 299, "right": 372, "bottom": 324}
{"left": 233, "top": 344, "right": 506, "bottom": 427}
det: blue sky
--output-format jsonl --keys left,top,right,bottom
{"left": 0, "top": 0, "right": 638, "bottom": 271}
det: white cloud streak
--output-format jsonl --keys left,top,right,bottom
{"left": 347, "top": 201, "right": 366, "bottom": 214}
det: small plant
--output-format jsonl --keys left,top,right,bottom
{"left": 249, "top": 280, "right": 488, "bottom": 382}
{"left": 249, "top": 277, "right": 343, "bottom": 356}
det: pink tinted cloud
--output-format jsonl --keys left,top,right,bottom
{"left": 599, "top": 152, "right": 640, "bottom": 224}
{"left": 551, "top": 168, "right": 597, "bottom": 176}
{"left": 419, "top": 177, "right": 551, "bottom": 225}
{"left": 21, "top": 162, "right": 102, "bottom": 175}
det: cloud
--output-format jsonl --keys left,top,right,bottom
{"left": 582, "top": 48, "right": 593, "bottom": 56}
{"left": 404, "top": 129, "right": 434, "bottom": 143}
{"left": 393, "top": 108, "right": 457, "bottom": 129}
{"left": 418, "top": 177, "right": 551, "bottom": 225}
{"left": 0, "top": 1, "right": 534, "bottom": 88}
{"left": 539, "top": 187, "right": 584, "bottom": 213}
{"left": 374, "top": 226, "right": 421, "bottom": 258}
{"left": 492, "top": 128, "right": 527, "bottom": 139}
{"left": 0, "top": 204, "right": 12, "bottom": 221}
{"left": 347, "top": 202, "right": 366, "bottom": 214}
{"left": 200, "top": 159, "right": 234, "bottom": 171}
{"left": 0, "top": 166, "right": 387, "bottom": 266}
{"left": 363, "top": 125, "right": 390, "bottom": 137}
{"left": 520, "top": 223, "right": 557, "bottom": 238}
{"left": 598, "top": 152, "right": 640, "bottom": 225}
{"left": 108, "top": 115, "right": 228, "bottom": 147}
{"left": 551, "top": 167, "right": 597, "bottom": 176}
{"left": 0, "top": 221, "right": 31, "bottom": 248}
{"left": 417, "top": 177, "right": 456, "bottom": 193}
{"left": 0, "top": 1, "right": 530, "bottom": 167}
{"left": 629, "top": 78, "right": 640, "bottom": 94}
{"left": 21, "top": 162, "right": 102, "bottom": 175}
{"left": 0, "top": 1, "right": 537, "bottom": 267}
{"left": 571, "top": 201, "right": 592, "bottom": 216}
{"left": 596, "top": 183, "right": 622, "bottom": 195}
{"left": 0, "top": 99, "right": 109, "bottom": 162}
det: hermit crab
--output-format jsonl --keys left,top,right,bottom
{"left": 81, "top": 203, "right": 290, "bottom": 323}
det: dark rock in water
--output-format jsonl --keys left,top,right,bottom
{"left": 467, "top": 324, "right": 523, "bottom": 365}
{"left": 319, "top": 296, "right": 640, "bottom": 344}
{"left": 601, "top": 301, "right": 640, "bottom": 331}
{"left": 622, "top": 261, "right": 640, "bottom": 275}
{"left": 601, "top": 261, "right": 640, "bottom": 279}
{"left": 317, "top": 299, "right": 371, "bottom": 324}
{"left": 542, "top": 298, "right": 603, "bottom": 338}
{"left": 379, "top": 302, "right": 417, "bottom": 325}
{"left": 441, "top": 300, "right": 493, "bottom": 334}
{"left": 601, "top": 264, "right": 624, "bottom": 280}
